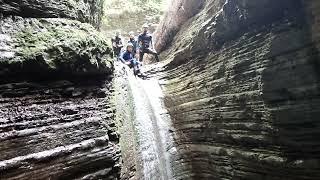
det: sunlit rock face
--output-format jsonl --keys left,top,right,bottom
{"left": 153, "top": 0, "right": 206, "bottom": 52}
{"left": 0, "top": 0, "right": 104, "bottom": 28}
{"left": 156, "top": 0, "right": 320, "bottom": 179}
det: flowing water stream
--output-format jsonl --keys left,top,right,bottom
{"left": 116, "top": 63, "right": 175, "bottom": 180}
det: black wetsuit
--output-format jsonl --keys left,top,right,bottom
{"left": 138, "top": 32, "right": 159, "bottom": 62}
{"left": 128, "top": 38, "right": 138, "bottom": 55}
{"left": 111, "top": 36, "right": 123, "bottom": 57}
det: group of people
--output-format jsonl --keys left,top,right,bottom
{"left": 111, "top": 25, "right": 159, "bottom": 76}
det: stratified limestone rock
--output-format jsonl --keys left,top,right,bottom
{"left": 156, "top": 0, "right": 320, "bottom": 179}
{"left": 0, "top": 0, "right": 105, "bottom": 27}
{"left": 0, "top": 80, "right": 120, "bottom": 179}
{"left": 0, "top": 16, "right": 113, "bottom": 82}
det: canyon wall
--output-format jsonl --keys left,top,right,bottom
{"left": 0, "top": 79, "right": 120, "bottom": 179}
{"left": 157, "top": 0, "right": 320, "bottom": 179}
{"left": 0, "top": 1, "right": 120, "bottom": 179}
{"left": 0, "top": 0, "right": 105, "bottom": 28}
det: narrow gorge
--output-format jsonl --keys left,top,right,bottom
{"left": 1, "top": 0, "right": 320, "bottom": 180}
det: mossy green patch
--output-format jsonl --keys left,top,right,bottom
{"left": 1, "top": 17, "right": 113, "bottom": 80}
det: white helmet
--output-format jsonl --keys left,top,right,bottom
{"left": 127, "top": 43, "right": 134, "bottom": 48}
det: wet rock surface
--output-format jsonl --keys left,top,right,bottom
{"left": 0, "top": 0, "right": 104, "bottom": 27}
{"left": 113, "top": 65, "right": 140, "bottom": 180}
{"left": 0, "top": 79, "right": 121, "bottom": 179}
{"left": 114, "top": 63, "right": 175, "bottom": 180}
{"left": 156, "top": 0, "right": 320, "bottom": 179}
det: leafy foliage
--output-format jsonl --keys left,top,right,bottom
{"left": 101, "top": 0, "right": 168, "bottom": 41}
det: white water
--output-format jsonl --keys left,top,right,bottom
{"left": 125, "top": 65, "right": 174, "bottom": 180}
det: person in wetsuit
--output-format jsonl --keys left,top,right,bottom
{"left": 138, "top": 24, "right": 160, "bottom": 62}
{"left": 111, "top": 31, "right": 123, "bottom": 60}
{"left": 128, "top": 31, "right": 138, "bottom": 55}
{"left": 120, "top": 43, "right": 141, "bottom": 76}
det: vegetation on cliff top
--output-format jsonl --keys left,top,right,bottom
{"left": 101, "top": 0, "right": 169, "bottom": 40}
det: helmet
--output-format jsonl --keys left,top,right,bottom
{"left": 142, "top": 24, "right": 149, "bottom": 28}
{"left": 127, "top": 43, "right": 134, "bottom": 48}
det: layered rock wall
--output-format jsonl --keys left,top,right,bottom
{"left": 0, "top": 80, "right": 120, "bottom": 179}
{"left": 157, "top": 0, "right": 320, "bottom": 179}
{"left": 0, "top": 1, "right": 121, "bottom": 179}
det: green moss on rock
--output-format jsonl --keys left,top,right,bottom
{"left": 0, "top": 17, "right": 113, "bottom": 81}
{"left": 0, "top": 0, "right": 105, "bottom": 28}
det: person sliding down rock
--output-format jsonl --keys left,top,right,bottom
{"left": 128, "top": 31, "right": 138, "bottom": 55}
{"left": 138, "top": 24, "right": 160, "bottom": 62}
{"left": 111, "top": 31, "right": 123, "bottom": 60}
{"left": 120, "top": 43, "right": 142, "bottom": 76}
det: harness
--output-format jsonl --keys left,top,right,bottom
{"left": 139, "top": 33, "right": 152, "bottom": 49}
{"left": 128, "top": 38, "right": 137, "bottom": 51}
